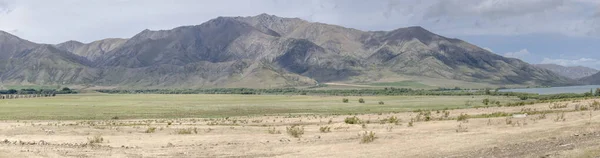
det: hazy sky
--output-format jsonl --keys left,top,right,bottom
{"left": 1, "top": 0, "right": 600, "bottom": 68}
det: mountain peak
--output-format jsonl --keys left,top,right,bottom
{"left": 255, "top": 13, "right": 275, "bottom": 18}
{"left": 383, "top": 26, "right": 443, "bottom": 45}
{"left": 59, "top": 40, "right": 84, "bottom": 45}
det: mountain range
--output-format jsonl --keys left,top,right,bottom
{"left": 0, "top": 14, "right": 578, "bottom": 88}
{"left": 533, "top": 64, "right": 598, "bottom": 79}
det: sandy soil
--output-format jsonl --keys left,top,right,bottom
{"left": 1, "top": 99, "right": 600, "bottom": 158}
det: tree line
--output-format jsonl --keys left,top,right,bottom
{"left": 0, "top": 87, "right": 76, "bottom": 95}
{"left": 95, "top": 87, "right": 533, "bottom": 96}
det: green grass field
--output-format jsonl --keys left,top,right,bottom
{"left": 0, "top": 93, "right": 522, "bottom": 120}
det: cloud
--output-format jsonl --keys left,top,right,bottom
{"left": 1, "top": 0, "right": 600, "bottom": 43}
{"left": 0, "top": 0, "right": 14, "bottom": 14}
{"left": 541, "top": 57, "right": 600, "bottom": 67}
{"left": 423, "top": 0, "right": 565, "bottom": 20}
{"left": 503, "top": 49, "right": 530, "bottom": 59}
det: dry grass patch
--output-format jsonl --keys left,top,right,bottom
{"left": 145, "top": 127, "right": 157, "bottom": 133}
{"left": 87, "top": 135, "right": 104, "bottom": 144}
{"left": 177, "top": 128, "right": 198, "bottom": 134}
{"left": 286, "top": 125, "right": 304, "bottom": 138}
{"left": 359, "top": 131, "right": 376, "bottom": 143}
{"left": 319, "top": 126, "right": 331, "bottom": 133}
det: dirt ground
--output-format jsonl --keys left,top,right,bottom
{"left": 1, "top": 99, "right": 600, "bottom": 158}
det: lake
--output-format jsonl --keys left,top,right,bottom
{"left": 499, "top": 85, "right": 600, "bottom": 95}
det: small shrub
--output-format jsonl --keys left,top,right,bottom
{"left": 359, "top": 131, "right": 376, "bottom": 143}
{"left": 268, "top": 127, "right": 281, "bottom": 134}
{"left": 482, "top": 98, "right": 490, "bottom": 105}
{"left": 380, "top": 116, "right": 400, "bottom": 124}
{"left": 537, "top": 112, "right": 547, "bottom": 120}
{"left": 505, "top": 117, "right": 513, "bottom": 125}
{"left": 145, "top": 127, "right": 157, "bottom": 133}
{"left": 457, "top": 113, "right": 469, "bottom": 122}
{"left": 344, "top": 116, "right": 361, "bottom": 124}
{"left": 443, "top": 111, "right": 450, "bottom": 118}
{"left": 88, "top": 135, "right": 104, "bottom": 144}
{"left": 590, "top": 101, "right": 600, "bottom": 110}
{"left": 319, "top": 126, "right": 331, "bottom": 133}
{"left": 407, "top": 119, "right": 414, "bottom": 127}
{"left": 549, "top": 103, "right": 568, "bottom": 109}
{"left": 455, "top": 123, "right": 468, "bottom": 133}
{"left": 286, "top": 125, "right": 304, "bottom": 138}
{"left": 378, "top": 101, "right": 384, "bottom": 105}
{"left": 554, "top": 112, "right": 566, "bottom": 122}
{"left": 111, "top": 116, "right": 119, "bottom": 120}
{"left": 358, "top": 98, "right": 365, "bottom": 103}
{"left": 342, "top": 98, "right": 349, "bottom": 103}
{"left": 177, "top": 128, "right": 197, "bottom": 134}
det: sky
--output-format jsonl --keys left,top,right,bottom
{"left": 0, "top": 0, "right": 600, "bottom": 68}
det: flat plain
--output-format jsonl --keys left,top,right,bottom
{"left": 0, "top": 94, "right": 599, "bottom": 157}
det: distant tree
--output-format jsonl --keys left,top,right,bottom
{"left": 595, "top": 88, "right": 600, "bottom": 97}
{"left": 518, "top": 95, "right": 528, "bottom": 100}
{"left": 62, "top": 87, "right": 71, "bottom": 92}
{"left": 342, "top": 98, "right": 349, "bottom": 103}
{"left": 7, "top": 89, "right": 17, "bottom": 94}
{"left": 482, "top": 98, "right": 490, "bottom": 105}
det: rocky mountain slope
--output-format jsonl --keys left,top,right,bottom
{"left": 0, "top": 14, "right": 577, "bottom": 88}
{"left": 579, "top": 71, "right": 600, "bottom": 85}
{"left": 534, "top": 64, "right": 598, "bottom": 79}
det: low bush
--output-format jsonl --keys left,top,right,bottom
{"left": 319, "top": 126, "right": 331, "bottom": 133}
{"left": 286, "top": 125, "right": 304, "bottom": 138}
{"left": 344, "top": 116, "right": 361, "bottom": 124}
{"left": 359, "top": 131, "right": 376, "bottom": 143}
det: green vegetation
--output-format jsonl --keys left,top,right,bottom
{"left": 0, "top": 87, "right": 76, "bottom": 95}
{"left": 358, "top": 98, "right": 365, "bottom": 103}
{"left": 457, "top": 113, "right": 469, "bottom": 122}
{"left": 345, "top": 116, "right": 362, "bottom": 124}
{"left": 482, "top": 98, "right": 490, "bottom": 105}
{"left": 95, "top": 87, "right": 532, "bottom": 96}
{"left": 342, "top": 98, "right": 349, "bottom": 103}
{"left": 0, "top": 94, "right": 523, "bottom": 120}
{"left": 379, "top": 116, "right": 399, "bottom": 124}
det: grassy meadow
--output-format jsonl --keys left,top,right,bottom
{"left": 0, "top": 93, "right": 522, "bottom": 120}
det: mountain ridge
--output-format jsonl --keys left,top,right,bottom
{"left": 0, "top": 14, "right": 578, "bottom": 88}
{"left": 534, "top": 64, "right": 598, "bottom": 79}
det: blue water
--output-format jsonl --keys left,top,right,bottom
{"left": 499, "top": 85, "right": 600, "bottom": 95}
